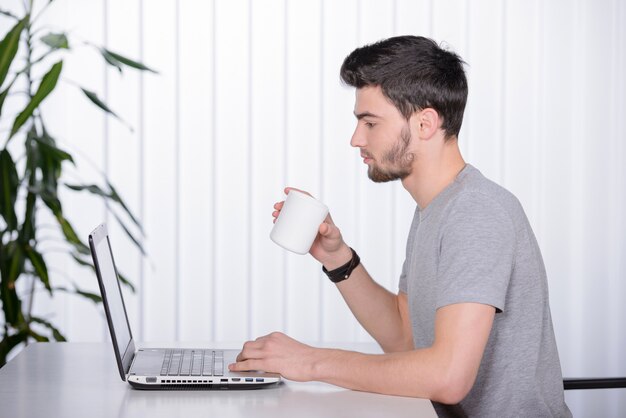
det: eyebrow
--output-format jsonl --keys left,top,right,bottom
{"left": 353, "top": 111, "right": 381, "bottom": 120}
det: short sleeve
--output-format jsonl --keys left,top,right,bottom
{"left": 398, "top": 257, "right": 408, "bottom": 293}
{"left": 436, "top": 191, "right": 516, "bottom": 312}
{"left": 398, "top": 206, "right": 420, "bottom": 294}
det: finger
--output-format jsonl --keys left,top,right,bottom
{"left": 273, "top": 201, "right": 284, "bottom": 210}
{"left": 285, "top": 187, "right": 313, "bottom": 198}
{"left": 237, "top": 345, "right": 264, "bottom": 362}
{"left": 243, "top": 339, "right": 263, "bottom": 352}
{"left": 228, "top": 359, "right": 264, "bottom": 372}
{"left": 236, "top": 339, "right": 262, "bottom": 361}
{"left": 319, "top": 222, "right": 336, "bottom": 237}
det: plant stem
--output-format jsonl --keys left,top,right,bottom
{"left": 26, "top": 274, "right": 36, "bottom": 322}
{"left": 26, "top": 14, "right": 34, "bottom": 102}
{"left": 23, "top": 4, "right": 35, "bottom": 347}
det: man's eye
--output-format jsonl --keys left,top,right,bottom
{"left": 364, "top": 122, "right": 375, "bottom": 128}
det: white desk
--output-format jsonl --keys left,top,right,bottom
{"left": 0, "top": 342, "right": 436, "bottom": 418}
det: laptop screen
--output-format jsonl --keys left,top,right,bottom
{"left": 89, "top": 223, "right": 134, "bottom": 380}
{"left": 94, "top": 235, "right": 132, "bottom": 357}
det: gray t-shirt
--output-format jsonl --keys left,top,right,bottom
{"left": 398, "top": 164, "right": 571, "bottom": 418}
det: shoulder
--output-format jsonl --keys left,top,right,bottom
{"left": 441, "top": 170, "right": 522, "bottom": 235}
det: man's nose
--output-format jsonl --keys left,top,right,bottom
{"left": 350, "top": 127, "right": 366, "bottom": 148}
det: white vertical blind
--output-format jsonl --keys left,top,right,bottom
{"left": 1, "top": 0, "right": 625, "bottom": 416}
{"left": 249, "top": 0, "right": 286, "bottom": 340}
{"left": 320, "top": 0, "right": 360, "bottom": 342}
{"left": 178, "top": 0, "right": 215, "bottom": 343}
{"left": 107, "top": 0, "right": 143, "bottom": 343}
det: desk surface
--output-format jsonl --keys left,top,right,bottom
{"left": 0, "top": 342, "right": 436, "bottom": 418}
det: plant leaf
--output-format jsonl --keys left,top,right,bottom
{"left": 27, "top": 328, "right": 50, "bottom": 342}
{"left": 0, "top": 329, "right": 29, "bottom": 367}
{"left": 65, "top": 182, "right": 143, "bottom": 234}
{"left": 40, "top": 193, "right": 90, "bottom": 255}
{"left": 64, "top": 183, "right": 108, "bottom": 197}
{"left": 69, "top": 252, "right": 94, "bottom": 269}
{"left": 100, "top": 48, "right": 158, "bottom": 73}
{"left": 30, "top": 317, "right": 67, "bottom": 341}
{"left": 0, "top": 149, "right": 19, "bottom": 231}
{"left": 110, "top": 209, "right": 145, "bottom": 255}
{"left": 33, "top": 131, "right": 74, "bottom": 194}
{"left": 7, "top": 237, "right": 25, "bottom": 284}
{"left": 63, "top": 183, "right": 146, "bottom": 254}
{"left": 40, "top": 32, "right": 69, "bottom": 49}
{"left": 55, "top": 213, "right": 90, "bottom": 255}
{"left": 24, "top": 246, "right": 52, "bottom": 295}
{"left": 0, "top": 9, "right": 20, "bottom": 20}
{"left": 19, "top": 128, "right": 41, "bottom": 244}
{"left": 9, "top": 61, "right": 63, "bottom": 139}
{"left": 37, "top": 129, "right": 74, "bottom": 165}
{"left": 100, "top": 48, "right": 122, "bottom": 73}
{"left": 72, "top": 286, "right": 103, "bottom": 304}
{"left": 67, "top": 253, "right": 135, "bottom": 293}
{"left": 80, "top": 87, "right": 123, "bottom": 121}
{"left": 108, "top": 182, "right": 143, "bottom": 233}
{"left": 0, "top": 86, "right": 9, "bottom": 116}
{"left": 54, "top": 284, "right": 104, "bottom": 305}
{"left": 0, "top": 241, "right": 25, "bottom": 326}
{"left": 20, "top": 187, "right": 37, "bottom": 244}
{"left": 116, "top": 271, "right": 136, "bottom": 293}
{"left": 0, "top": 16, "right": 26, "bottom": 89}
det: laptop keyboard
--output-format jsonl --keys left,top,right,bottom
{"left": 160, "top": 350, "right": 224, "bottom": 376}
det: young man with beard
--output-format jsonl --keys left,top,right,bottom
{"left": 229, "top": 36, "right": 571, "bottom": 417}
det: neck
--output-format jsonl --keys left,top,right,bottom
{"left": 401, "top": 138, "right": 466, "bottom": 209}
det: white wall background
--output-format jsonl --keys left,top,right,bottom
{"left": 1, "top": 0, "right": 625, "bottom": 416}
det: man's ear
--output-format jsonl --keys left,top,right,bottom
{"left": 412, "top": 108, "right": 440, "bottom": 140}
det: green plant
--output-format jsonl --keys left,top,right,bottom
{"left": 0, "top": 1, "right": 155, "bottom": 366}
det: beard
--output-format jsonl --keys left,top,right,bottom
{"left": 367, "top": 124, "right": 415, "bottom": 183}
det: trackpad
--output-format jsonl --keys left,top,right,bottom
{"left": 130, "top": 349, "right": 164, "bottom": 375}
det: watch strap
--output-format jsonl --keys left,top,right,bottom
{"left": 322, "top": 247, "right": 360, "bottom": 283}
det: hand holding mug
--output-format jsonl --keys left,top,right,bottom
{"left": 270, "top": 188, "right": 351, "bottom": 268}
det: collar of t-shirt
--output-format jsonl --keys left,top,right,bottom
{"left": 416, "top": 163, "right": 474, "bottom": 221}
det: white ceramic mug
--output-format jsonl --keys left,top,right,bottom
{"left": 270, "top": 190, "right": 329, "bottom": 255}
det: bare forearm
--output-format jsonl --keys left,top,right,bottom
{"left": 311, "top": 347, "right": 450, "bottom": 402}
{"left": 303, "top": 303, "right": 494, "bottom": 404}
{"left": 334, "top": 264, "right": 413, "bottom": 352}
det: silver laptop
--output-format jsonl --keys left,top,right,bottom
{"left": 89, "top": 223, "right": 281, "bottom": 390}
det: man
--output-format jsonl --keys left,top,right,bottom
{"left": 229, "top": 36, "right": 571, "bottom": 417}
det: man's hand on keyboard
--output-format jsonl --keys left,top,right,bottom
{"left": 228, "top": 332, "right": 321, "bottom": 382}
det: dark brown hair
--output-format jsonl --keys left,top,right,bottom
{"left": 340, "top": 36, "right": 468, "bottom": 139}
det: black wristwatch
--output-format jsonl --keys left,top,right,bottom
{"left": 322, "top": 247, "right": 361, "bottom": 283}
